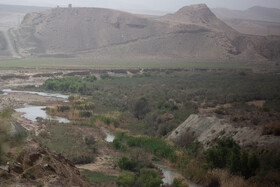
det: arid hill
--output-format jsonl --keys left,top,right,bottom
{"left": 5, "top": 4, "right": 280, "bottom": 61}
{"left": 212, "top": 6, "right": 280, "bottom": 36}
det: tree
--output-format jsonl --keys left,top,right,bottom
{"left": 118, "top": 156, "right": 137, "bottom": 171}
{"left": 240, "top": 151, "right": 250, "bottom": 178}
{"left": 229, "top": 146, "right": 241, "bottom": 174}
{"left": 248, "top": 151, "right": 259, "bottom": 176}
{"left": 132, "top": 97, "right": 150, "bottom": 119}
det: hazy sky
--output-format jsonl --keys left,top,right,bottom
{"left": 1, "top": 0, "right": 280, "bottom": 11}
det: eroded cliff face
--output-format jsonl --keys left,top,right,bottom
{"left": 167, "top": 114, "right": 280, "bottom": 149}
{"left": 0, "top": 140, "right": 92, "bottom": 187}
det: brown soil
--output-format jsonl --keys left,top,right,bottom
{"left": 77, "top": 152, "right": 120, "bottom": 176}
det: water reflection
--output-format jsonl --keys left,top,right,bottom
{"left": 153, "top": 162, "right": 200, "bottom": 187}
{"left": 2, "top": 89, "right": 68, "bottom": 99}
{"left": 15, "top": 104, "right": 70, "bottom": 123}
{"left": 104, "top": 129, "right": 115, "bottom": 142}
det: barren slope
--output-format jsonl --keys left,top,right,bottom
{"left": 9, "top": 4, "right": 280, "bottom": 61}
{"left": 12, "top": 7, "right": 169, "bottom": 56}
{"left": 222, "top": 19, "right": 280, "bottom": 36}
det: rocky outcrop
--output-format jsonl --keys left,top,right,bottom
{"left": 167, "top": 114, "right": 280, "bottom": 149}
{"left": 0, "top": 140, "right": 92, "bottom": 187}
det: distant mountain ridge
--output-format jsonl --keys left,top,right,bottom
{"left": 212, "top": 6, "right": 280, "bottom": 23}
{"left": 0, "top": 4, "right": 49, "bottom": 13}
{"left": 1, "top": 4, "right": 279, "bottom": 61}
{"left": 211, "top": 6, "right": 280, "bottom": 36}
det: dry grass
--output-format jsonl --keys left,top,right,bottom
{"left": 262, "top": 121, "right": 280, "bottom": 136}
{"left": 211, "top": 169, "right": 249, "bottom": 187}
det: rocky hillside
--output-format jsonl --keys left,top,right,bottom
{"left": 167, "top": 114, "right": 280, "bottom": 150}
{"left": 0, "top": 140, "right": 92, "bottom": 187}
{"left": 6, "top": 4, "right": 280, "bottom": 60}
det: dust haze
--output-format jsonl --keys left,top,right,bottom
{"left": 2, "top": 0, "right": 280, "bottom": 11}
{"left": 0, "top": 1, "right": 280, "bottom": 187}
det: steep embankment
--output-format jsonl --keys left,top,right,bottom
{"left": 8, "top": 4, "right": 280, "bottom": 61}
{"left": 0, "top": 140, "right": 92, "bottom": 187}
{"left": 167, "top": 114, "right": 280, "bottom": 149}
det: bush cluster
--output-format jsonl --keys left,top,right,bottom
{"left": 204, "top": 138, "right": 259, "bottom": 178}
{"left": 42, "top": 75, "right": 97, "bottom": 94}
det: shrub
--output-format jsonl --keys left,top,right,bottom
{"left": 262, "top": 122, "right": 280, "bottom": 136}
{"left": 41, "top": 76, "right": 93, "bottom": 95}
{"left": 204, "top": 138, "right": 240, "bottom": 169}
{"left": 79, "top": 111, "right": 92, "bottom": 118}
{"left": 174, "top": 130, "right": 195, "bottom": 148}
{"left": 84, "top": 136, "right": 96, "bottom": 145}
{"left": 100, "top": 73, "right": 114, "bottom": 80}
{"left": 158, "top": 101, "right": 178, "bottom": 111}
{"left": 138, "top": 168, "right": 163, "bottom": 187}
{"left": 172, "top": 178, "right": 188, "bottom": 187}
{"left": 126, "top": 136, "right": 177, "bottom": 162}
{"left": 84, "top": 75, "right": 97, "bottom": 82}
{"left": 132, "top": 97, "right": 150, "bottom": 119}
{"left": 116, "top": 171, "right": 136, "bottom": 187}
{"left": 0, "top": 123, "right": 10, "bottom": 164}
{"left": 85, "top": 103, "right": 95, "bottom": 110}
{"left": 71, "top": 154, "right": 95, "bottom": 164}
{"left": 0, "top": 108, "right": 13, "bottom": 118}
{"left": 214, "top": 107, "right": 227, "bottom": 115}
{"left": 68, "top": 95, "right": 75, "bottom": 101}
{"left": 204, "top": 138, "right": 259, "bottom": 178}
{"left": 118, "top": 156, "right": 137, "bottom": 171}
{"left": 39, "top": 131, "right": 49, "bottom": 138}
{"left": 112, "top": 138, "right": 122, "bottom": 150}
{"left": 247, "top": 151, "right": 259, "bottom": 176}
{"left": 57, "top": 105, "right": 70, "bottom": 112}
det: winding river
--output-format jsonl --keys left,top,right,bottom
{"left": 102, "top": 129, "right": 199, "bottom": 186}
{"left": 153, "top": 162, "right": 200, "bottom": 186}
{"left": 2, "top": 88, "right": 199, "bottom": 186}
{"left": 2, "top": 89, "right": 70, "bottom": 123}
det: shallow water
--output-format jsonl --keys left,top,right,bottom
{"left": 104, "top": 129, "right": 115, "bottom": 142}
{"left": 153, "top": 162, "right": 200, "bottom": 187}
{"left": 2, "top": 89, "right": 68, "bottom": 99}
{"left": 15, "top": 104, "right": 70, "bottom": 123}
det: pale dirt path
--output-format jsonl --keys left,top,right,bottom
{"left": 76, "top": 156, "right": 120, "bottom": 176}
{"left": 3, "top": 30, "right": 21, "bottom": 59}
